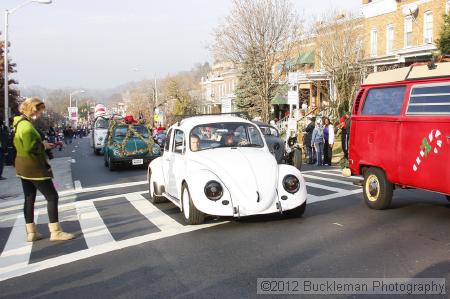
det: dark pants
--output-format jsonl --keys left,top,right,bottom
{"left": 306, "top": 145, "right": 314, "bottom": 164}
{"left": 324, "top": 141, "right": 332, "bottom": 165}
{"left": 0, "top": 151, "right": 4, "bottom": 177}
{"left": 342, "top": 131, "right": 349, "bottom": 159}
{"left": 21, "top": 179, "right": 59, "bottom": 224}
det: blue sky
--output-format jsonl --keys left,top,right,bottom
{"left": 0, "top": 0, "right": 362, "bottom": 89}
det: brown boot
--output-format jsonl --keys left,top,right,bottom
{"left": 48, "top": 222, "right": 75, "bottom": 241}
{"left": 25, "top": 223, "right": 43, "bottom": 242}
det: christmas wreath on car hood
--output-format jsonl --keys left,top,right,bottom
{"left": 107, "top": 116, "right": 156, "bottom": 157}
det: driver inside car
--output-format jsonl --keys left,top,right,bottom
{"left": 190, "top": 134, "right": 200, "bottom": 152}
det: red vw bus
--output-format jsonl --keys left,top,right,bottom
{"left": 349, "top": 62, "right": 450, "bottom": 209}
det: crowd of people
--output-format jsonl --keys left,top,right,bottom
{"left": 289, "top": 113, "right": 350, "bottom": 167}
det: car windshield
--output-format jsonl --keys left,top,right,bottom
{"left": 190, "top": 122, "right": 264, "bottom": 152}
{"left": 113, "top": 125, "right": 149, "bottom": 138}
{"left": 95, "top": 118, "right": 109, "bottom": 129}
{"left": 134, "top": 125, "right": 149, "bottom": 138}
{"left": 114, "top": 126, "right": 128, "bottom": 137}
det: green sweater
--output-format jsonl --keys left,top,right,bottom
{"left": 13, "top": 116, "right": 53, "bottom": 179}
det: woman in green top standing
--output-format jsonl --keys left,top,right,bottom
{"left": 14, "top": 98, "right": 75, "bottom": 242}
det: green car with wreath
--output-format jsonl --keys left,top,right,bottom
{"left": 104, "top": 121, "right": 161, "bottom": 171}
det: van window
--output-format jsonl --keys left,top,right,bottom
{"left": 361, "top": 86, "right": 406, "bottom": 115}
{"left": 173, "top": 130, "right": 185, "bottom": 154}
{"left": 407, "top": 83, "right": 450, "bottom": 115}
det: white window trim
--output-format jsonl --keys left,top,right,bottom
{"left": 446, "top": 1, "right": 450, "bottom": 14}
{"left": 370, "top": 28, "right": 378, "bottom": 57}
{"left": 423, "top": 11, "right": 433, "bottom": 44}
{"left": 404, "top": 16, "right": 413, "bottom": 48}
{"left": 386, "top": 24, "right": 394, "bottom": 54}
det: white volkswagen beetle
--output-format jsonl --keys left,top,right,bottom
{"left": 147, "top": 115, "right": 307, "bottom": 224}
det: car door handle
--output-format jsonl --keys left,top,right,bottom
{"left": 165, "top": 158, "right": 170, "bottom": 161}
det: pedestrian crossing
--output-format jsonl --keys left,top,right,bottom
{"left": 0, "top": 168, "right": 361, "bottom": 282}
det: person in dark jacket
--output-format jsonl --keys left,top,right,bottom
{"left": 14, "top": 97, "right": 75, "bottom": 242}
{"left": 303, "top": 117, "right": 316, "bottom": 164}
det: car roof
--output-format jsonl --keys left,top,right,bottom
{"left": 363, "top": 62, "right": 450, "bottom": 86}
{"left": 172, "top": 115, "right": 254, "bottom": 132}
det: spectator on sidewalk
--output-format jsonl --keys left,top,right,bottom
{"left": 13, "top": 97, "right": 75, "bottom": 242}
{"left": 0, "top": 121, "right": 8, "bottom": 180}
{"left": 340, "top": 113, "right": 350, "bottom": 159}
{"left": 311, "top": 119, "right": 324, "bottom": 166}
{"left": 323, "top": 117, "right": 335, "bottom": 166}
{"left": 303, "top": 117, "right": 315, "bottom": 164}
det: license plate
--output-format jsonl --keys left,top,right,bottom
{"left": 132, "top": 159, "right": 143, "bottom": 165}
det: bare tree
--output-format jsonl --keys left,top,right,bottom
{"left": 313, "top": 12, "right": 366, "bottom": 119}
{"left": 212, "top": 0, "right": 302, "bottom": 121}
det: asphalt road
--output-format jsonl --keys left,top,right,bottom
{"left": 0, "top": 137, "right": 449, "bottom": 299}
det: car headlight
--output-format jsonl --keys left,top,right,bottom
{"left": 113, "top": 148, "right": 120, "bottom": 156}
{"left": 152, "top": 144, "right": 161, "bottom": 155}
{"left": 283, "top": 175, "right": 300, "bottom": 194}
{"left": 204, "top": 181, "right": 223, "bottom": 201}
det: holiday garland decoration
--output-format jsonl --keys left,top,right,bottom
{"left": 106, "top": 116, "right": 156, "bottom": 157}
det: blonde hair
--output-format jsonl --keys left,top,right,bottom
{"left": 19, "top": 97, "right": 45, "bottom": 117}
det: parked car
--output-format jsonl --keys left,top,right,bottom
{"left": 104, "top": 123, "right": 161, "bottom": 171}
{"left": 349, "top": 62, "right": 450, "bottom": 210}
{"left": 254, "top": 121, "right": 302, "bottom": 170}
{"left": 147, "top": 115, "right": 307, "bottom": 224}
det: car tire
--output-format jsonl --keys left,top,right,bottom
{"left": 363, "top": 167, "right": 393, "bottom": 210}
{"left": 446, "top": 195, "right": 450, "bottom": 202}
{"left": 148, "top": 172, "right": 166, "bottom": 204}
{"left": 293, "top": 148, "right": 302, "bottom": 170}
{"left": 94, "top": 148, "right": 100, "bottom": 155}
{"left": 108, "top": 157, "right": 116, "bottom": 171}
{"left": 181, "top": 183, "right": 205, "bottom": 225}
{"left": 284, "top": 202, "right": 306, "bottom": 218}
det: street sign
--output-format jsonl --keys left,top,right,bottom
{"left": 288, "top": 90, "right": 298, "bottom": 105}
{"left": 68, "top": 107, "right": 78, "bottom": 127}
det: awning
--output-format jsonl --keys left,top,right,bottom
{"left": 277, "top": 50, "right": 315, "bottom": 71}
{"left": 295, "top": 50, "right": 315, "bottom": 64}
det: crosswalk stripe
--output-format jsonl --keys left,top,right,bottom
{"left": 308, "top": 189, "right": 363, "bottom": 203}
{"left": 303, "top": 174, "right": 358, "bottom": 186}
{"left": 316, "top": 171, "right": 361, "bottom": 180}
{"left": 125, "top": 193, "right": 184, "bottom": 232}
{"left": 75, "top": 201, "right": 115, "bottom": 248}
{"left": 0, "top": 215, "right": 33, "bottom": 272}
{"left": 305, "top": 182, "right": 345, "bottom": 193}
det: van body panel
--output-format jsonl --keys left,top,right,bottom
{"left": 350, "top": 74, "right": 450, "bottom": 196}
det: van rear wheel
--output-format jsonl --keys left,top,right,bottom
{"left": 363, "top": 167, "right": 393, "bottom": 210}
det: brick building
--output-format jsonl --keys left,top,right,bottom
{"left": 200, "top": 61, "right": 239, "bottom": 114}
{"left": 363, "top": 0, "right": 449, "bottom": 71}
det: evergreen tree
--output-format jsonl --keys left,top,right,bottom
{"left": 437, "top": 13, "right": 450, "bottom": 55}
{"left": 0, "top": 39, "right": 21, "bottom": 125}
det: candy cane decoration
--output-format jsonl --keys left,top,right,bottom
{"left": 413, "top": 129, "right": 443, "bottom": 172}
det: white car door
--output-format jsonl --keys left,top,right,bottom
{"left": 169, "top": 129, "right": 186, "bottom": 198}
{"left": 162, "top": 129, "right": 174, "bottom": 194}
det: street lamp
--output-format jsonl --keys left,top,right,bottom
{"left": 3, "top": 0, "right": 52, "bottom": 128}
{"left": 69, "top": 90, "right": 85, "bottom": 107}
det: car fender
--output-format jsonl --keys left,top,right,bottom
{"left": 277, "top": 164, "right": 307, "bottom": 211}
{"left": 183, "top": 169, "right": 234, "bottom": 217}
{"left": 148, "top": 157, "right": 165, "bottom": 195}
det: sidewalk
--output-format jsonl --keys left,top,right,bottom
{"left": 0, "top": 157, "right": 74, "bottom": 203}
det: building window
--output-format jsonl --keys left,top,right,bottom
{"left": 404, "top": 16, "right": 413, "bottom": 48}
{"left": 386, "top": 24, "right": 394, "bottom": 54}
{"left": 447, "top": 1, "right": 450, "bottom": 14}
{"left": 423, "top": 11, "right": 433, "bottom": 44}
{"left": 370, "top": 28, "right": 378, "bottom": 57}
